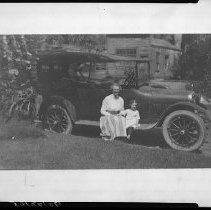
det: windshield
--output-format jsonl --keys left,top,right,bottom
{"left": 67, "top": 62, "right": 91, "bottom": 81}
{"left": 73, "top": 61, "right": 138, "bottom": 86}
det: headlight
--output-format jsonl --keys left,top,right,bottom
{"left": 188, "top": 92, "right": 202, "bottom": 104}
{"left": 200, "top": 95, "right": 209, "bottom": 104}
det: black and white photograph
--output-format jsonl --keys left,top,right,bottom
{"left": 0, "top": 1, "right": 211, "bottom": 206}
{"left": 0, "top": 33, "right": 211, "bottom": 169}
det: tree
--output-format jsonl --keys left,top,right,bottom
{"left": 0, "top": 34, "right": 106, "bottom": 79}
{"left": 0, "top": 34, "right": 107, "bottom": 117}
{"left": 171, "top": 34, "right": 211, "bottom": 81}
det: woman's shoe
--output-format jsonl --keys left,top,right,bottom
{"left": 101, "top": 136, "right": 113, "bottom": 141}
{"left": 102, "top": 137, "right": 112, "bottom": 141}
{"left": 100, "top": 133, "right": 112, "bottom": 141}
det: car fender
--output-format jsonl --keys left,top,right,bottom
{"left": 156, "top": 101, "right": 207, "bottom": 127}
{"left": 40, "top": 95, "right": 77, "bottom": 123}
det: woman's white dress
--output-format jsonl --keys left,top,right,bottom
{"left": 100, "top": 94, "right": 127, "bottom": 140}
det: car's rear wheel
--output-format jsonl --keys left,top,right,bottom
{"left": 162, "top": 110, "right": 206, "bottom": 151}
{"left": 46, "top": 104, "right": 73, "bottom": 134}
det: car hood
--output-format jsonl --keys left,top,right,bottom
{"left": 147, "top": 89, "right": 195, "bottom": 101}
{"left": 164, "top": 89, "right": 194, "bottom": 96}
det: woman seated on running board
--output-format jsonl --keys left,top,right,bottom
{"left": 100, "top": 83, "right": 127, "bottom": 141}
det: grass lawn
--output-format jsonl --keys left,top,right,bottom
{"left": 0, "top": 120, "right": 211, "bottom": 169}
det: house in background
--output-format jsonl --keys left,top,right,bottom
{"left": 106, "top": 34, "right": 182, "bottom": 81}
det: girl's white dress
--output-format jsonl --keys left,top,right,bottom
{"left": 122, "top": 109, "right": 140, "bottom": 129}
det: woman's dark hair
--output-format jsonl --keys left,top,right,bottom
{"left": 129, "top": 99, "right": 138, "bottom": 107}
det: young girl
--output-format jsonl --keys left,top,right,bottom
{"left": 121, "top": 99, "right": 140, "bottom": 140}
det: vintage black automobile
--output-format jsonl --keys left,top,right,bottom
{"left": 36, "top": 47, "right": 211, "bottom": 152}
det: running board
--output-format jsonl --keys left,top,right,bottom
{"left": 136, "top": 123, "right": 157, "bottom": 130}
{"left": 75, "top": 120, "right": 157, "bottom": 130}
{"left": 75, "top": 120, "right": 100, "bottom": 126}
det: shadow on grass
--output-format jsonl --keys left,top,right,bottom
{"left": 72, "top": 124, "right": 101, "bottom": 137}
{"left": 131, "top": 128, "right": 167, "bottom": 148}
{"left": 0, "top": 120, "right": 47, "bottom": 140}
{"left": 72, "top": 124, "right": 167, "bottom": 148}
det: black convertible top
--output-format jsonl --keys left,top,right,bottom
{"left": 36, "top": 46, "right": 150, "bottom": 63}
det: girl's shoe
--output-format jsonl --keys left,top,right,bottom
{"left": 102, "top": 137, "right": 112, "bottom": 141}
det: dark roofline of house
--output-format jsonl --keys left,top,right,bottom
{"left": 106, "top": 35, "right": 181, "bottom": 51}
{"left": 36, "top": 46, "right": 151, "bottom": 63}
{"left": 150, "top": 38, "right": 181, "bottom": 51}
{"left": 151, "top": 43, "right": 181, "bottom": 51}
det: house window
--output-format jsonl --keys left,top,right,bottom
{"left": 164, "top": 55, "right": 170, "bottom": 69}
{"left": 140, "top": 55, "right": 149, "bottom": 59}
{"left": 156, "top": 52, "right": 160, "bottom": 72}
{"left": 116, "top": 48, "right": 137, "bottom": 57}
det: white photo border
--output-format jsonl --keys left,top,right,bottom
{"left": 0, "top": 1, "right": 211, "bottom": 206}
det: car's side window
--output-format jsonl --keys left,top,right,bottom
{"left": 41, "top": 64, "right": 50, "bottom": 73}
{"left": 89, "top": 63, "right": 107, "bottom": 82}
{"left": 38, "top": 64, "right": 51, "bottom": 82}
{"left": 53, "top": 64, "right": 63, "bottom": 73}
{"left": 77, "top": 63, "right": 91, "bottom": 81}
{"left": 50, "top": 62, "right": 66, "bottom": 80}
{"left": 67, "top": 63, "right": 91, "bottom": 83}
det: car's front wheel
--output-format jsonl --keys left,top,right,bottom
{"left": 162, "top": 110, "right": 206, "bottom": 151}
{"left": 46, "top": 103, "right": 73, "bottom": 134}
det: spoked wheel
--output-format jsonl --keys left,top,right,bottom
{"left": 162, "top": 110, "right": 206, "bottom": 151}
{"left": 46, "top": 104, "right": 73, "bottom": 134}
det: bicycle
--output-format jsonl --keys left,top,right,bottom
{"left": 6, "top": 85, "right": 37, "bottom": 124}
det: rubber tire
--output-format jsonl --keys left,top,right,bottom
{"left": 46, "top": 102, "right": 73, "bottom": 134}
{"left": 162, "top": 110, "right": 206, "bottom": 152}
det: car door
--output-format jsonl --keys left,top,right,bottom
{"left": 76, "top": 80, "right": 97, "bottom": 120}
{"left": 90, "top": 81, "right": 111, "bottom": 120}
{"left": 84, "top": 62, "right": 114, "bottom": 120}
{"left": 73, "top": 63, "right": 97, "bottom": 120}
